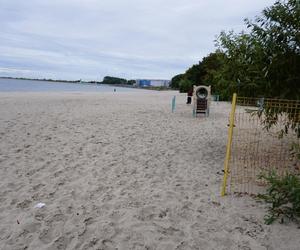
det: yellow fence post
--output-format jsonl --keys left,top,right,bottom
{"left": 221, "top": 93, "right": 237, "bottom": 196}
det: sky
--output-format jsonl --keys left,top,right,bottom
{"left": 0, "top": 0, "right": 275, "bottom": 81}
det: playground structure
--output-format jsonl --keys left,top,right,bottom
{"left": 222, "top": 94, "right": 300, "bottom": 196}
{"left": 193, "top": 85, "right": 211, "bottom": 117}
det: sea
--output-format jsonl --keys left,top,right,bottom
{"left": 0, "top": 78, "right": 145, "bottom": 92}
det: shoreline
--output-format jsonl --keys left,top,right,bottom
{"left": 0, "top": 77, "right": 174, "bottom": 92}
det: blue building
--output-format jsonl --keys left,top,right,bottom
{"left": 135, "top": 79, "right": 170, "bottom": 87}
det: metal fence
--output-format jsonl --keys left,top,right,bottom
{"left": 222, "top": 94, "right": 300, "bottom": 196}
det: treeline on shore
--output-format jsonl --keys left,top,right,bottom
{"left": 1, "top": 76, "right": 137, "bottom": 86}
{"left": 0, "top": 77, "right": 86, "bottom": 83}
{"left": 171, "top": 0, "right": 300, "bottom": 100}
{"left": 101, "top": 76, "right": 136, "bottom": 85}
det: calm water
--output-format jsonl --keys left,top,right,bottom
{"left": 0, "top": 78, "right": 144, "bottom": 92}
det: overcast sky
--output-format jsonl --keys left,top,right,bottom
{"left": 0, "top": 0, "right": 275, "bottom": 81}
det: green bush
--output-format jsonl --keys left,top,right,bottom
{"left": 178, "top": 79, "right": 193, "bottom": 93}
{"left": 170, "top": 74, "right": 184, "bottom": 89}
{"left": 258, "top": 171, "right": 300, "bottom": 224}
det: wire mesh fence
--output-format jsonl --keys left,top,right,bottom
{"left": 226, "top": 96, "right": 300, "bottom": 195}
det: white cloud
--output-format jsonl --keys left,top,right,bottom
{"left": 0, "top": 0, "right": 275, "bottom": 80}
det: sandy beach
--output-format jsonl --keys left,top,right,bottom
{"left": 0, "top": 91, "right": 299, "bottom": 250}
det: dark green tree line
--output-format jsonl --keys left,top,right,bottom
{"left": 102, "top": 76, "right": 135, "bottom": 85}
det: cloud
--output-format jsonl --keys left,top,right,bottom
{"left": 0, "top": 0, "right": 275, "bottom": 80}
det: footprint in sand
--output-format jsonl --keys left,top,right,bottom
{"left": 16, "top": 199, "right": 32, "bottom": 209}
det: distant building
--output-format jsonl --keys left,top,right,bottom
{"left": 135, "top": 79, "right": 171, "bottom": 87}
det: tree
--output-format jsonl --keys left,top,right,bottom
{"left": 216, "top": 31, "right": 267, "bottom": 98}
{"left": 102, "top": 76, "right": 127, "bottom": 85}
{"left": 127, "top": 80, "right": 136, "bottom": 85}
{"left": 171, "top": 0, "right": 300, "bottom": 99}
{"left": 170, "top": 74, "right": 184, "bottom": 89}
{"left": 248, "top": 0, "right": 300, "bottom": 99}
{"left": 216, "top": 0, "right": 300, "bottom": 99}
{"left": 170, "top": 52, "right": 226, "bottom": 96}
{"left": 201, "top": 51, "right": 227, "bottom": 97}
{"left": 178, "top": 79, "right": 193, "bottom": 93}
{"left": 184, "top": 63, "right": 206, "bottom": 85}
{"left": 170, "top": 63, "right": 207, "bottom": 90}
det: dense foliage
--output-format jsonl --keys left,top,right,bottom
{"left": 170, "top": 52, "right": 225, "bottom": 94}
{"left": 127, "top": 80, "right": 136, "bottom": 85}
{"left": 217, "top": 0, "right": 300, "bottom": 99}
{"left": 258, "top": 171, "right": 300, "bottom": 224}
{"left": 102, "top": 76, "right": 135, "bottom": 85}
{"left": 171, "top": 0, "right": 300, "bottom": 100}
{"left": 178, "top": 78, "right": 193, "bottom": 93}
{"left": 170, "top": 74, "right": 184, "bottom": 89}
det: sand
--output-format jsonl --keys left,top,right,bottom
{"left": 0, "top": 91, "right": 299, "bottom": 250}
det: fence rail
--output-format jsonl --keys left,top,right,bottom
{"left": 222, "top": 95, "right": 300, "bottom": 195}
